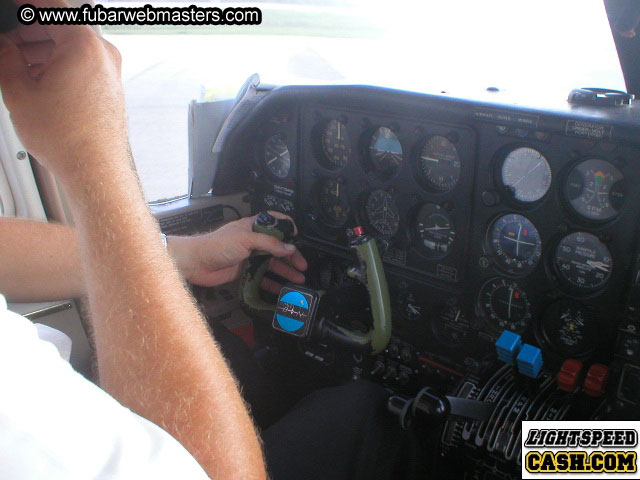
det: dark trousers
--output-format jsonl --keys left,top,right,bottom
{"left": 263, "top": 380, "right": 412, "bottom": 480}
{"left": 212, "top": 324, "right": 419, "bottom": 480}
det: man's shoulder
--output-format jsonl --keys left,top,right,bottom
{"left": 0, "top": 293, "right": 209, "bottom": 480}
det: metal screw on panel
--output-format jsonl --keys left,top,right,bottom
{"left": 16, "top": 151, "right": 27, "bottom": 160}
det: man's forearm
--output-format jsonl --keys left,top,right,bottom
{"left": 61, "top": 155, "right": 266, "bottom": 480}
{"left": 0, "top": 20, "right": 265, "bottom": 478}
{"left": 0, "top": 217, "right": 83, "bottom": 302}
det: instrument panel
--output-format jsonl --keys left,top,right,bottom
{"left": 215, "top": 84, "right": 640, "bottom": 480}
{"left": 302, "top": 106, "right": 477, "bottom": 286}
{"left": 232, "top": 86, "right": 640, "bottom": 374}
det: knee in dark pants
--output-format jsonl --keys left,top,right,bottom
{"left": 262, "top": 381, "right": 416, "bottom": 480}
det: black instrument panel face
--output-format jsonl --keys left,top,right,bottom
{"left": 467, "top": 123, "right": 640, "bottom": 365}
{"left": 300, "top": 106, "right": 477, "bottom": 284}
{"left": 243, "top": 87, "right": 640, "bottom": 369}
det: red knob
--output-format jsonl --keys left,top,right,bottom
{"left": 557, "top": 359, "right": 583, "bottom": 392}
{"left": 352, "top": 226, "right": 364, "bottom": 236}
{"left": 584, "top": 363, "right": 609, "bottom": 397}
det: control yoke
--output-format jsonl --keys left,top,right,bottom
{"left": 239, "top": 212, "right": 392, "bottom": 355}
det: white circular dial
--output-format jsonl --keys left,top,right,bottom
{"left": 501, "top": 147, "right": 552, "bottom": 202}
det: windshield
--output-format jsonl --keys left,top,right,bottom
{"left": 101, "top": 0, "right": 625, "bottom": 203}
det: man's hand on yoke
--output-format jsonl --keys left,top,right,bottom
{"left": 169, "top": 211, "right": 308, "bottom": 291}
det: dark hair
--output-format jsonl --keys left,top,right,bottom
{"left": 0, "top": 0, "right": 18, "bottom": 34}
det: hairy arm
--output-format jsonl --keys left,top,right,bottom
{"left": 0, "top": 214, "right": 306, "bottom": 303}
{"left": 0, "top": 10, "right": 265, "bottom": 480}
{"left": 64, "top": 150, "right": 265, "bottom": 480}
{"left": 0, "top": 218, "right": 82, "bottom": 302}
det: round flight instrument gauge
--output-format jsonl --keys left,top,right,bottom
{"left": 318, "top": 178, "right": 350, "bottom": 227}
{"left": 432, "top": 306, "right": 472, "bottom": 347}
{"left": 369, "top": 127, "right": 403, "bottom": 174}
{"left": 553, "top": 232, "right": 612, "bottom": 292}
{"left": 488, "top": 214, "right": 542, "bottom": 275}
{"left": 321, "top": 119, "right": 351, "bottom": 169}
{"left": 416, "top": 135, "right": 461, "bottom": 192}
{"left": 478, "top": 277, "right": 532, "bottom": 332}
{"left": 415, "top": 203, "right": 455, "bottom": 258}
{"left": 263, "top": 134, "right": 290, "bottom": 179}
{"left": 564, "top": 158, "right": 625, "bottom": 221}
{"left": 540, "top": 300, "right": 597, "bottom": 358}
{"left": 500, "top": 147, "right": 552, "bottom": 203}
{"left": 364, "top": 189, "right": 400, "bottom": 236}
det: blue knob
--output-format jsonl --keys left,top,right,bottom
{"left": 517, "top": 344, "right": 543, "bottom": 378}
{"left": 496, "top": 330, "right": 522, "bottom": 365}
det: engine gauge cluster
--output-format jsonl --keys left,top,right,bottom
{"left": 564, "top": 158, "right": 626, "bottom": 221}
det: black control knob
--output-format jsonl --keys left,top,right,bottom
{"left": 370, "top": 360, "right": 385, "bottom": 376}
{"left": 398, "top": 370, "right": 410, "bottom": 385}
{"left": 383, "top": 365, "right": 397, "bottom": 381}
{"left": 400, "top": 347, "right": 412, "bottom": 363}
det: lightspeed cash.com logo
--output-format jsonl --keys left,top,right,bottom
{"left": 522, "top": 421, "right": 639, "bottom": 479}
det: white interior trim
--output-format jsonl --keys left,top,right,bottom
{"left": 0, "top": 144, "right": 15, "bottom": 217}
{"left": 0, "top": 99, "right": 46, "bottom": 220}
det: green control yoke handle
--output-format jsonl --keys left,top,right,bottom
{"left": 239, "top": 211, "right": 295, "bottom": 319}
{"left": 322, "top": 227, "right": 392, "bottom": 355}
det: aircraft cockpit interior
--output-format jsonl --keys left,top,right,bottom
{"left": 3, "top": 0, "right": 640, "bottom": 478}
{"left": 173, "top": 2, "right": 640, "bottom": 477}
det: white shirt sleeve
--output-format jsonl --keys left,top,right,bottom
{"left": 0, "top": 294, "right": 210, "bottom": 480}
